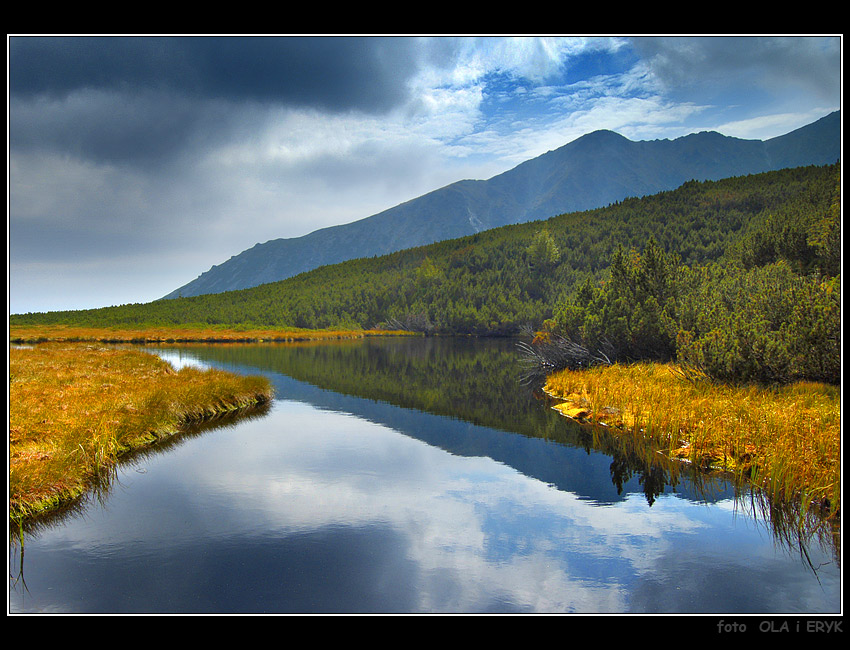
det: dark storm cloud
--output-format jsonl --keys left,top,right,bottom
{"left": 10, "top": 36, "right": 421, "bottom": 111}
{"left": 9, "top": 89, "right": 223, "bottom": 167}
{"left": 8, "top": 36, "right": 424, "bottom": 167}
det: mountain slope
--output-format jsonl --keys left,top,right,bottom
{"left": 163, "top": 111, "right": 840, "bottom": 299}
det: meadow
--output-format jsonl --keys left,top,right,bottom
{"left": 8, "top": 323, "right": 413, "bottom": 344}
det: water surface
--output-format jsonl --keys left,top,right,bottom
{"left": 9, "top": 337, "right": 840, "bottom": 613}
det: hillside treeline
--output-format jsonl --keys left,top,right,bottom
{"left": 13, "top": 164, "right": 840, "bottom": 383}
{"left": 550, "top": 164, "right": 840, "bottom": 384}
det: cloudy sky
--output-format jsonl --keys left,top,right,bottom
{"left": 8, "top": 35, "right": 842, "bottom": 314}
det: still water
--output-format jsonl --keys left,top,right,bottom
{"left": 9, "top": 337, "right": 840, "bottom": 614}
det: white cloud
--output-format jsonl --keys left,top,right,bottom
{"left": 167, "top": 402, "right": 714, "bottom": 612}
{"left": 708, "top": 109, "right": 840, "bottom": 141}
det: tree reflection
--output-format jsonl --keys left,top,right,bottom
{"left": 147, "top": 337, "right": 839, "bottom": 565}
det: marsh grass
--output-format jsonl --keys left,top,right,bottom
{"left": 9, "top": 324, "right": 413, "bottom": 344}
{"left": 9, "top": 343, "right": 274, "bottom": 522}
{"left": 543, "top": 362, "right": 840, "bottom": 520}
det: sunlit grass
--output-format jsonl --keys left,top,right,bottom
{"left": 544, "top": 362, "right": 840, "bottom": 519}
{"left": 9, "top": 323, "right": 414, "bottom": 344}
{"left": 9, "top": 343, "right": 274, "bottom": 521}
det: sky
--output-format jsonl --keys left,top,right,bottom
{"left": 7, "top": 35, "right": 842, "bottom": 314}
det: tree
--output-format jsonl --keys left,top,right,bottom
{"left": 526, "top": 229, "right": 560, "bottom": 271}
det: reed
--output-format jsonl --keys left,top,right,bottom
{"left": 543, "top": 362, "right": 840, "bottom": 520}
{"left": 9, "top": 343, "right": 274, "bottom": 521}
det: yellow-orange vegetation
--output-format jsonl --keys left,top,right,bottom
{"left": 544, "top": 362, "right": 840, "bottom": 519}
{"left": 10, "top": 343, "right": 274, "bottom": 521}
{"left": 9, "top": 323, "right": 413, "bottom": 344}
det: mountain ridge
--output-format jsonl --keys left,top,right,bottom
{"left": 163, "top": 110, "right": 840, "bottom": 299}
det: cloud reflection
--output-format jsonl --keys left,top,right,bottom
{"left": 12, "top": 389, "right": 839, "bottom": 613}
{"left": 135, "top": 401, "right": 727, "bottom": 612}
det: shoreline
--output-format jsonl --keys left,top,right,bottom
{"left": 9, "top": 324, "right": 416, "bottom": 345}
{"left": 542, "top": 362, "right": 840, "bottom": 521}
{"left": 9, "top": 342, "right": 275, "bottom": 523}
{"left": 10, "top": 334, "right": 839, "bottom": 529}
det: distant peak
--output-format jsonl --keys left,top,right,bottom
{"left": 685, "top": 130, "right": 727, "bottom": 138}
{"left": 582, "top": 129, "right": 629, "bottom": 140}
{"left": 561, "top": 128, "right": 631, "bottom": 152}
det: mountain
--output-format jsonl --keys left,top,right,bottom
{"left": 163, "top": 111, "right": 840, "bottom": 299}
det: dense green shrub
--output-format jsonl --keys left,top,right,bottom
{"left": 548, "top": 163, "right": 840, "bottom": 386}
{"left": 676, "top": 264, "right": 840, "bottom": 384}
{"left": 553, "top": 249, "right": 840, "bottom": 385}
{"left": 552, "top": 237, "right": 683, "bottom": 361}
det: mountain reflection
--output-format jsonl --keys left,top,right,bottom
{"left": 147, "top": 336, "right": 839, "bottom": 566}
{"left": 149, "top": 337, "right": 728, "bottom": 509}
{"left": 10, "top": 337, "right": 838, "bottom": 613}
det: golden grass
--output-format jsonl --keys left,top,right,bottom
{"left": 9, "top": 342, "right": 274, "bottom": 521}
{"left": 544, "top": 362, "right": 840, "bottom": 519}
{"left": 9, "top": 323, "right": 414, "bottom": 344}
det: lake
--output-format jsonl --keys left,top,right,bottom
{"left": 8, "top": 337, "right": 840, "bottom": 614}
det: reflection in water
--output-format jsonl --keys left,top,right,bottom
{"left": 9, "top": 337, "right": 840, "bottom": 614}
{"left": 150, "top": 337, "right": 838, "bottom": 540}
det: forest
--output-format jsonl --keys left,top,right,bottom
{"left": 12, "top": 163, "right": 840, "bottom": 385}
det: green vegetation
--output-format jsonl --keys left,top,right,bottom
{"left": 550, "top": 165, "right": 840, "bottom": 385}
{"left": 12, "top": 163, "right": 836, "bottom": 337}
{"left": 552, "top": 240, "right": 840, "bottom": 385}
{"left": 13, "top": 163, "right": 839, "bottom": 387}
{"left": 11, "top": 163, "right": 838, "bottom": 381}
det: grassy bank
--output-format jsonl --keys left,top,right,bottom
{"left": 9, "top": 342, "right": 274, "bottom": 522}
{"left": 543, "top": 362, "right": 840, "bottom": 520}
{"left": 9, "top": 323, "right": 414, "bottom": 344}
